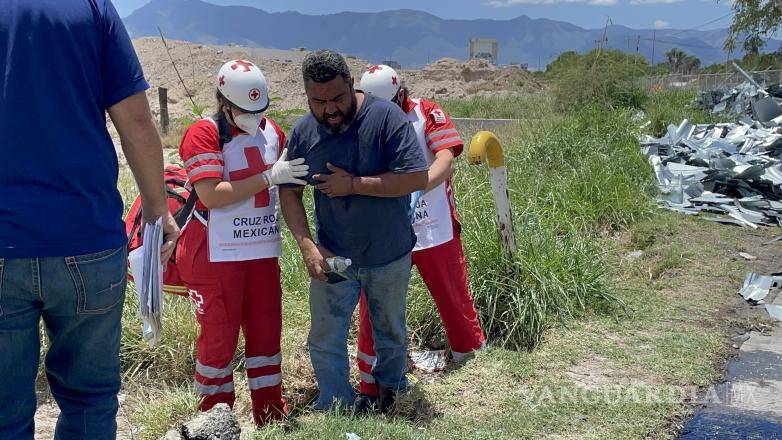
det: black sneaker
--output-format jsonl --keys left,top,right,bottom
{"left": 353, "top": 394, "right": 379, "bottom": 415}
{"left": 377, "top": 385, "right": 397, "bottom": 414}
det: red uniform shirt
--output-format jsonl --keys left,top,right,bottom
{"left": 178, "top": 117, "right": 287, "bottom": 210}
{"left": 402, "top": 97, "right": 463, "bottom": 233}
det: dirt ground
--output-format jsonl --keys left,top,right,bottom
{"left": 705, "top": 228, "right": 780, "bottom": 340}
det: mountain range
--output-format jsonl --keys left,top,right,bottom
{"left": 124, "top": 0, "right": 772, "bottom": 68}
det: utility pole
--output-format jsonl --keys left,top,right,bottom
{"left": 592, "top": 16, "right": 611, "bottom": 71}
{"left": 635, "top": 34, "right": 641, "bottom": 66}
{"left": 651, "top": 30, "right": 656, "bottom": 66}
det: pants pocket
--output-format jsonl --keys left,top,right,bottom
{"left": 187, "top": 279, "right": 229, "bottom": 325}
{"left": 66, "top": 246, "right": 127, "bottom": 315}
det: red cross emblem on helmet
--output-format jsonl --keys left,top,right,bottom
{"left": 368, "top": 65, "right": 383, "bottom": 74}
{"left": 219, "top": 75, "right": 225, "bottom": 86}
{"left": 249, "top": 88, "right": 261, "bottom": 101}
{"left": 232, "top": 60, "right": 254, "bottom": 72}
{"left": 392, "top": 76, "right": 398, "bottom": 86}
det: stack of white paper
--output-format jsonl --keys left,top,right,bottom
{"left": 128, "top": 217, "right": 164, "bottom": 347}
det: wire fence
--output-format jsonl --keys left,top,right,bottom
{"left": 641, "top": 70, "right": 782, "bottom": 92}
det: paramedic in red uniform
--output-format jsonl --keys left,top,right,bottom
{"left": 176, "top": 60, "right": 308, "bottom": 425}
{"left": 357, "top": 65, "right": 486, "bottom": 398}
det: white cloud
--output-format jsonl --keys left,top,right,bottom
{"left": 630, "top": 0, "right": 686, "bottom": 4}
{"left": 654, "top": 20, "right": 670, "bottom": 28}
{"left": 485, "top": 0, "right": 617, "bottom": 6}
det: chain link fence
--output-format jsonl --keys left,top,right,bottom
{"left": 641, "top": 70, "right": 782, "bottom": 91}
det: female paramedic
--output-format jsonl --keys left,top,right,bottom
{"left": 176, "top": 59, "right": 308, "bottom": 425}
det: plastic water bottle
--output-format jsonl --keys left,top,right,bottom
{"left": 325, "top": 256, "right": 352, "bottom": 273}
{"left": 324, "top": 256, "right": 352, "bottom": 284}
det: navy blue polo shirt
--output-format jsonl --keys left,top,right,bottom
{"left": 285, "top": 93, "right": 427, "bottom": 266}
{"left": 0, "top": 0, "right": 149, "bottom": 258}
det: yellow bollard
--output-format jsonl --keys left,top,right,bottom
{"left": 468, "top": 131, "right": 516, "bottom": 254}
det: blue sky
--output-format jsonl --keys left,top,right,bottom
{"left": 113, "top": 0, "right": 733, "bottom": 31}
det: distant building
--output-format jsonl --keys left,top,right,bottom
{"left": 469, "top": 38, "right": 498, "bottom": 65}
{"left": 382, "top": 60, "right": 402, "bottom": 70}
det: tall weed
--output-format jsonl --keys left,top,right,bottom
{"left": 407, "top": 104, "right": 655, "bottom": 349}
{"left": 440, "top": 94, "right": 554, "bottom": 120}
{"left": 550, "top": 50, "right": 649, "bottom": 112}
{"left": 643, "top": 89, "right": 718, "bottom": 137}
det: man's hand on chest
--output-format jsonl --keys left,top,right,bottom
{"left": 313, "top": 163, "right": 355, "bottom": 198}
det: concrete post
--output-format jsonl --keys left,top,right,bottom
{"left": 468, "top": 131, "right": 517, "bottom": 255}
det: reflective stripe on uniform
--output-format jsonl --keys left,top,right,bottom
{"left": 425, "top": 128, "right": 459, "bottom": 143}
{"left": 184, "top": 152, "right": 224, "bottom": 168}
{"left": 195, "top": 360, "right": 234, "bottom": 379}
{"left": 246, "top": 352, "right": 282, "bottom": 369}
{"left": 359, "top": 371, "right": 375, "bottom": 384}
{"left": 356, "top": 350, "right": 376, "bottom": 367}
{"left": 248, "top": 373, "right": 282, "bottom": 390}
{"left": 195, "top": 380, "right": 234, "bottom": 395}
{"left": 187, "top": 164, "right": 224, "bottom": 178}
{"left": 428, "top": 135, "right": 462, "bottom": 150}
{"left": 452, "top": 340, "right": 487, "bottom": 362}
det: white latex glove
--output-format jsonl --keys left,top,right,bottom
{"left": 263, "top": 148, "right": 309, "bottom": 186}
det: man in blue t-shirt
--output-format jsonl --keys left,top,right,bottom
{"left": 280, "top": 50, "right": 428, "bottom": 413}
{"left": 0, "top": 1, "right": 179, "bottom": 438}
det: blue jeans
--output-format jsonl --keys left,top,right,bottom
{"left": 0, "top": 246, "right": 127, "bottom": 440}
{"left": 308, "top": 252, "right": 412, "bottom": 410}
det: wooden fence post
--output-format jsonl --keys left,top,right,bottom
{"left": 159, "top": 87, "right": 169, "bottom": 136}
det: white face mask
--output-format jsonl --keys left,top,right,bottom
{"left": 232, "top": 109, "right": 262, "bottom": 136}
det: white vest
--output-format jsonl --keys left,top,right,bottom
{"left": 408, "top": 100, "right": 455, "bottom": 251}
{"left": 205, "top": 118, "right": 283, "bottom": 262}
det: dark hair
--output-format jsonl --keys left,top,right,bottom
{"left": 400, "top": 86, "right": 409, "bottom": 101}
{"left": 302, "top": 50, "right": 351, "bottom": 84}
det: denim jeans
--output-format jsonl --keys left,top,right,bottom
{"left": 308, "top": 252, "right": 411, "bottom": 410}
{"left": 0, "top": 246, "right": 127, "bottom": 440}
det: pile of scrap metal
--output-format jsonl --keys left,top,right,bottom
{"left": 640, "top": 119, "right": 782, "bottom": 227}
{"left": 695, "top": 63, "right": 782, "bottom": 123}
{"left": 738, "top": 272, "right": 782, "bottom": 321}
{"left": 696, "top": 83, "right": 782, "bottom": 121}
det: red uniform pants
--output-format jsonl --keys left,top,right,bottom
{"left": 356, "top": 231, "right": 485, "bottom": 396}
{"left": 177, "top": 222, "right": 287, "bottom": 425}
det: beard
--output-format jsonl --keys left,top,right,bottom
{"left": 311, "top": 92, "right": 358, "bottom": 135}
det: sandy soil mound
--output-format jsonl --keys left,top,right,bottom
{"left": 401, "top": 57, "right": 544, "bottom": 100}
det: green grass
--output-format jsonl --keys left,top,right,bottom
{"left": 439, "top": 94, "right": 554, "bottom": 119}
{"left": 266, "top": 108, "right": 308, "bottom": 133}
{"left": 127, "top": 385, "right": 200, "bottom": 440}
{"left": 548, "top": 50, "right": 650, "bottom": 112}
{"left": 120, "top": 290, "right": 199, "bottom": 382}
{"left": 408, "top": 103, "right": 657, "bottom": 350}
{"left": 643, "top": 89, "right": 719, "bottom": 137}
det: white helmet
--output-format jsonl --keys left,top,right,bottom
{"left": 360, "top": 65, "right": 401, "bottom": 101}
{"left": 216, "top": 59, "right": 270, "bottom": 112}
